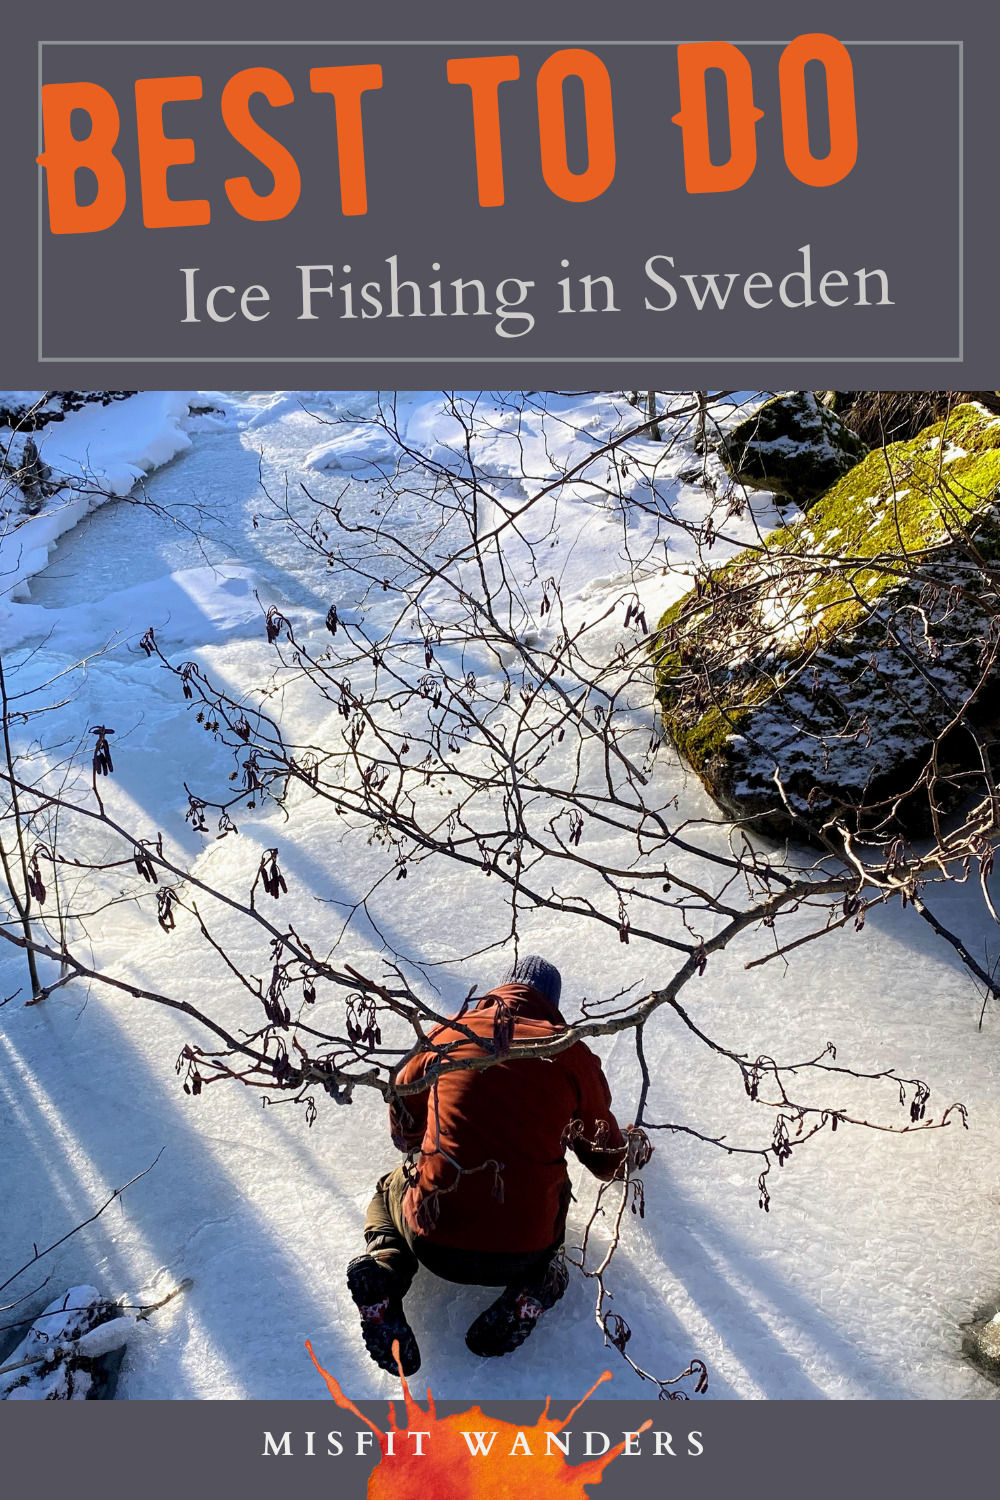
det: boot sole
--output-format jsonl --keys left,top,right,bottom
{"left": 346, "top": 1257, "right": 421, "bottom": 1376}
{"left": 466, "top": 1261, "right": 569, "bottom": 1358}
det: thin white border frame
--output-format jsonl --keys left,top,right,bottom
{"left": 37, "top": 38, "right": 964, "bottom": 365}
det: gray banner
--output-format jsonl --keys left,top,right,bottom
{"left": 1, "top": 0, "right": 996, "bottom": 387}
{"left": 1, "top": 1398, "right": 996, "bottom": 1497}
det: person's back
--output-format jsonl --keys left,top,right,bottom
{"left": 346, "top": 956, "right": 631, "bottom": 1373}
{"left": 391, "top": 983, "right": 625, "bottom": 1256}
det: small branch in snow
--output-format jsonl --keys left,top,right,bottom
{"left": 0, "top": 1151, "right": 164, "bottom": 1298}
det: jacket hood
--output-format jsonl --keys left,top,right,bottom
{"left": 471, "top": 982, "right": 565, "bottom": 1026}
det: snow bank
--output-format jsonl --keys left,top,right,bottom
{"left": 0, "top": 393, "right": 196, "bottom": 647}
{"left": 305, "top": 425, "right": 401, "bottom": 471}
{"left": 245, "top": 391, "right": 373, "bottom": 429}
{"left": 1, "top": 1286, "right": 132, "bottom": 1401}
{"left": 35, "top": 392, "right": 195, "bottom": 494}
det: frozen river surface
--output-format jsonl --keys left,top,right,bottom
{"left": 1, "top": 392, "right": 997, "bottom": 1401}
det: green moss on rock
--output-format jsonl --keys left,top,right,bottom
{"left": 655, "top": 402, "right": 1000, "bottom": 839}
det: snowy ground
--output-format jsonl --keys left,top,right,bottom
{"left": 1, "top": 392, "right": 998, "bottom": 1401}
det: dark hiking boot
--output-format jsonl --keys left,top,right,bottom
{"left": 465, "top": 1255, "right": 569, "bottom": 1358}
{"left": 346, "top": 1255, "right": 420, "bottom": 1376}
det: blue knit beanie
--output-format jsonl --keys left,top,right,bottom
{"left": 501, "top": 954, "right": 562, "bottom": 1008}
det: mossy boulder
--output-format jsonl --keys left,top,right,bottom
{"left": 654, "top": 402, "right": 1000, "bottom": 841}
{"left": 720, "top": 391, "right": 869, "bottom": 509}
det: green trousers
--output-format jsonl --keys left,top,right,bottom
{"left": 363, "top": 1165, "right": 569, "bottom": 1294}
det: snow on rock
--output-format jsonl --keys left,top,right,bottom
{"left": 720, "top": 390, "right": 867, "bottom": 509}
{"left": 1, "top": 1286, "right": 132, "bottom": 1401}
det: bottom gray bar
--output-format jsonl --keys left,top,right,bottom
{"left": 2, "top": 1398, "right": 994, "bottom": 1499}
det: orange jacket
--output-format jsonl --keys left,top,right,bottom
{"left": 388, "top": 984, "right": 626, "bottom": 1253}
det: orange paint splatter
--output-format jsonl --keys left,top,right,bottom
{"left": 305, "top": 1339, "right": 650, "bottom": 1500}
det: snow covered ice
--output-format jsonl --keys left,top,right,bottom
{"left": 0, "top": 391, "right": 998, "bottom": 1401}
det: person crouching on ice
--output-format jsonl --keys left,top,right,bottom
{"left": 347, "top": 956, "right": 637, "bottom": 1373}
